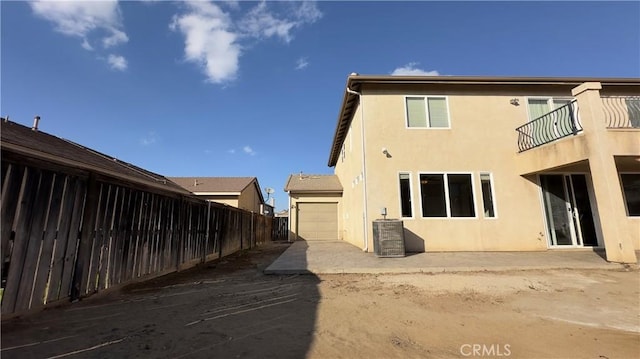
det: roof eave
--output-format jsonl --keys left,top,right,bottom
{"left": 288, "top": 190, "right": 343, "bottom": 194}
{"left": 328, "top": 75, "right": 361, "bottom": 167}
{"left": 2, "top": 142, "right": 190, "bottom": 196}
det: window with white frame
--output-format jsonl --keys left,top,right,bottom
{"left": 480, "top": 172, "right": 496, "bottom": 218}
{"left": 420, "top": 173, "right": 475, "bottom": 217}
{"left": 527, "top": 97, "right": 573, "bottom": 121}
{"left": 399, "top": 173, "right": 412, "bottom": 218}
{"left": 405, "top": 96, "right": 450, "bottom": 128}
{"left": 620, "top": 173, "right": 640, "bottom": 216}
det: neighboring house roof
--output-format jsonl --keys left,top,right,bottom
{"left": 169, "top": 176, "right": 265, "bottom": 203}
{"left": 284, "top": 174, "right": 343, "bottom": 193}
{"left": 328, "top": 74, "right": 640, "bottom": 166}
{"left": 0, "top": 119, "right": 190, "bottom": 195}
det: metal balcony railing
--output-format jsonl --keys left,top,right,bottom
{"left": 601, "top": 96, "right": 640, "bottom": 128}
{"left": 516, "top": 100, "right": 581, "bottom": 152}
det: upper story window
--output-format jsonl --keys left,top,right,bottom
{"left": 527, "top": 97, "right": 573, "bottom": 120}
{"left": 405, "top": 96, "right": 450, "bottom": 128}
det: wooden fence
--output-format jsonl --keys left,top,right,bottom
{"left": 1, "top": 161, "right": 276, "bottom": 317}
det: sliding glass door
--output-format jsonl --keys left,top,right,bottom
{"left": 540, "top": 174, "right": 598, "bottom": 247}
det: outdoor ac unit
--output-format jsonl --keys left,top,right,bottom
{"left": 372, "top": 219, "right": 405, "bottom": 258}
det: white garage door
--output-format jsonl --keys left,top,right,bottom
{"left": 297, "top": 202, "right": 338, "bottom": 240}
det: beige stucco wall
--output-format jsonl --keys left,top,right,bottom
{"left": 199, "top": 184, "right": 261, "bottom": 213}
{"left": 202, "top": 197, "right": 238, "bottom": 208}
{"left": 238, "top": 184, "right": 262, "bottom": 213}
{"left": 333, "top": 83, "right": 639, "bottom": 257}
{"left": 288, "top": 193, "right": 342, "bottom": 241}
{"left": 334, "top": 104, "right": 367, "bottom": 250}
{"left": 359, "top": 89, "right": 549, "bottom": 252}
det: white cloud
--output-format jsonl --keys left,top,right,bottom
{"left": 221, "top": 1, "right": 241, "bottom": 10}
{"left": 29, "top": 0, "right": 128, "bottom": 51}
{"left": 243, "top": 146, "right": 256, "bottom": 155}
{"left": 140, "top": 132, "right": 158, "bottom": 146}
{"left": 103, "top": 29, "right": 129, "bottom": 48}
{"left": 240, "top": 1, "right": 322, "bottom": 42}
{"left": 293, "top": 1, "right": 323, "bottom": 23}
{"left": 108, "top": 54, "right": 128, "bottom": 71}
{"left": 391, "top": 62, "right": 439, "bottom": 76}
{"left": 295, "top": 57, "right": 309, "bottom": 70}
{"left": 81, "top": 38, "right": 94, "bottom": 51}
{"left": 171, "top": 1, "right": 322, "bottom": 84}
{"left": 240, "top": 2, "right": 296, "bottom": 42}
{"left": 170, "top": 1, "right": 240, "bottom": 84}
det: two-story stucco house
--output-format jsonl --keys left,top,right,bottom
{"left": 323, "top": 74, "right": 639, "bottom": 263}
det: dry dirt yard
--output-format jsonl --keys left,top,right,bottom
{"left": 2, "top": 242, "right": 639, "bottom": 359}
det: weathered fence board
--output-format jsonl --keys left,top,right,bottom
{"left": 2, "top": 168, "right": 40, "bottom": 314}
{"left": 1, "top": 160, "right": 279, "bottom": 317}
{"left": 54, "top": 178, "right": 86, "bottom": 302}
{"left": 14, "top": 171, "right": 53, "bottom": 312}
{"left": 1, "top": 164, "right": 24, "bottom": 286}
{"left": 109, "top": 187, "right": 127, "bottom": 287}
{"left": 30, "top": 174, "right": 66, "bottom": 309}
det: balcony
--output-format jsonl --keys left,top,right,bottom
{"left": 515, "top": 88, "right": 639, "bottom": 176}
{"left": 602, "top": 96, "right": 640, "bottom": 129}
{"left": 516, "top": 100, "right": 581, "bottom": 152}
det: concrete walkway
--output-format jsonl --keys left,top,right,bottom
{"left": 264, "top": 240, "right": 636, "bottom": 275}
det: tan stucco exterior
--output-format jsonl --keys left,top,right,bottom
{"left": 330, "top": 76, "right": 639, "bottom": 263}
{"left": 198, "top": 185, "right": 263, "bottom": 213}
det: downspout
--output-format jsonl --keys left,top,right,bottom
{"left": 346, "top": 87, "right": 369, "bottom": 252}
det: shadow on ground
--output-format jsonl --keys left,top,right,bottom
{"left": 1, "top": 241, "right": 318, "bottom": 359}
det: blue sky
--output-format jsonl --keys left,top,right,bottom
{"left": 2, "top": 1, "right": 639, "bottom": 211}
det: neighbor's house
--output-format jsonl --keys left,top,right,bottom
{"left": 284, "top": 173, "right": 343, "bottom": 241}
{"left": 307, "top": 75, "right": 639, "bottom": 263}
{"left": 170, "top": 177, "right": 266, "bottom": 214}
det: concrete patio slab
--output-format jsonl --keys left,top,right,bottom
{"left": 264, "top": 240, "right": 636, "bottom": 275}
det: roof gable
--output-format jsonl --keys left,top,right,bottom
{"left": 284, "top": 174, "right": 342, "bottom": 193}
{"left": 169, "top": 176, "right": 265, "bottom": 203}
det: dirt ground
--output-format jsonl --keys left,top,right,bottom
{"left": 2, "top": 242, "right": 639, "bottom": 359}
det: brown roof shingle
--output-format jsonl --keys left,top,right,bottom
{"left": 1, "top": 119, "right": 189, "bottom": 195}
{"left": 284, "top": 174, "right": 342, "bottom": 193}
{"left": 169, "top": 177, "right": 257, "bottom": 193}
